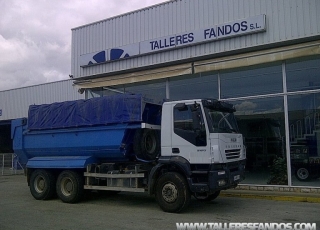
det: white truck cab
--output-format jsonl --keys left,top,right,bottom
{"left": 161, "top": 99, "right": 245, "bottom": 164}
{"left": 150, "top": 99, "right": 246, "bottom": 207}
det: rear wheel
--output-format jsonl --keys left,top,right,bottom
{"left": 56, "top": 170, "right": 84, "bottom": 203}
{"left": 30, "top": 169, "right": 56, "bottom": 200}
{"left": 155, "top": 172, "right": 191, "bottom": 213}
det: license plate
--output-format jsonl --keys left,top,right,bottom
{"left": 234, "top": 175, "right": 240, "bottom": 181}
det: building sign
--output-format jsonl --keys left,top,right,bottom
{"left": 80, "top": 14, "right": 266, "bottom": 67}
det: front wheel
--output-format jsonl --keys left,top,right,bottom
{"left": 56, "top": 170, "right": 84, "bottom": 203}
{"left": 155, "top": 172, "right": 191, "bottom": 213}
{"left": 295, "top": 167, "right": 311, "bottom": 181}
{"left": 30, "top": 169, "right": 56, "bottom": 200}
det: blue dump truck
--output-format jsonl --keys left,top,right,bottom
{"left": 11, "top": 94, "right": 246, "bottom": 213}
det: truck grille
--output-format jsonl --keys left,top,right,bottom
{"left": 225, "top": 149, "right": 241, "bottom": 160}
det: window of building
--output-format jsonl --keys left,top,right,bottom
{"left": 169, "top": 73, "right": 218, "bottom": 100}
{"left": 122, "top": 80, "right": 166, "bottom": 99}
{"left": 220, "top": 63, "right": 283, "bottom": 99}
{"left": 288, "top": 93, "right": 320, "bottom": 186}
{"left": 286, "top": 55, "right": 320, "bottom": 92}
{"left": 231, "top": 96, "right": 286, "bottom": 185}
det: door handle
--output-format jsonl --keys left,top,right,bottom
{"left": 172, "top": 148, "right": 180, "bottom": 154}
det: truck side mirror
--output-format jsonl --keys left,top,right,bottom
{"left": 190, "top": 102, "right": 200, "bottom": 112}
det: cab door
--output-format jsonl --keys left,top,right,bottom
{"left": 171, "top": 103, "right": 211, "bottom": 164}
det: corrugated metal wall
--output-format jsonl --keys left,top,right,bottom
{"left": 71, "top": 0, "right": 320, "bottom": 79}
{"left": 0, "top": 80, "right": 84, "bottom": 120}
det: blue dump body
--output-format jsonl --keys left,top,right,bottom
{"left": 11, "top": 94, "right": 162, "bottom": 168}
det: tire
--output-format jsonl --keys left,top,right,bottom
{"left": 295, "top": 167, "right": 311, "bottom": 181}
{"left": 194, "top": 191, "right": 220, "bottom": 201}
{"left": 56, "top": 170, "right": 84, "bottom": 203}
{"left": 30, "top": 169, "right": 56, "bottom": 200}
{"left": 155, "top": 172, "right": 191, "bottom": 213}
{"left": 133, "top": 129, "right": 160, "bottom": 160}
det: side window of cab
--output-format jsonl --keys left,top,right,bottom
{"left": 173, "top": 103, "right": 206, "bottom": 146}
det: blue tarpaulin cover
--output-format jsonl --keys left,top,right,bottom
{"left": 28, "top": 94, "right": 143, "bottom": 130}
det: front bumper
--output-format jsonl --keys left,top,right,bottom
{"left": 189, "top": 159, "right": 246, "bottom": 193}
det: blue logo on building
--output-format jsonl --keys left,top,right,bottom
{"left": 88, "top": 51, "right": 106, "bottom": 65}
{"left": 110, "top": 49, "right": 130, "bottom": 61}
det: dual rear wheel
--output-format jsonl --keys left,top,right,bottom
{"left": 30, "top": 170, "right": 83, "bottom": 203}
{"left": 30, "top": 169, "right": 55, "bottom": 200}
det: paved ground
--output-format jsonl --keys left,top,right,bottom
{"left": 1, "top": 175, "right": 320, "bottom": 230}
{"left": 220, "top": 188, "right": 320, "bottom": 203}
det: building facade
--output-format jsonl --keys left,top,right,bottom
{"left": 0, "top": 80, "right": 85, "bottom": 153}
{"left": 73, "top": 0, "right": 319, "bottom": 188}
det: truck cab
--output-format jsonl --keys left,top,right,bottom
{"left": 150, "top": 99, "right": 246, "bottom": 206}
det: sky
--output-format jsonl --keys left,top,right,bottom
{"left": 0, "top": 0, "right": 166, "bottom": 91}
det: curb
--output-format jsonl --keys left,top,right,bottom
{"left": 220, "top": 192, "right": 320, "bottom": 203}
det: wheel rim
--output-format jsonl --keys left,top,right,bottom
{"left": 297, "top": 168, "right": 309, "bottom": 180}
{"left": 144, "top": 133, "right": 156, "bottom": 154}
{"left": 60, "top": 177, "right": 74, "bottom": 197}
{"left": 34, "top": 175, "right": 45, "bottom": 193}
{"left": 162, "top": 182, "right": 178, "bottom": 203}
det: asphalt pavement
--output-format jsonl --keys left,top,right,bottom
{"left": 1, "top": 175, "right": 320, "bottom": 230}
{"left": 221, "top": 187, "right": 320, "bottom": 203}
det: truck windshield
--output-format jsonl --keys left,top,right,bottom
{"left": 205, "top": 109, "right": 239, "bottom": 133}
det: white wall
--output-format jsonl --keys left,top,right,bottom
{"left": 0, "top": 80, "right": 85, "bottom": 120}
{"left": 71, "top": 0, "right": 320, "bottom": 79}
